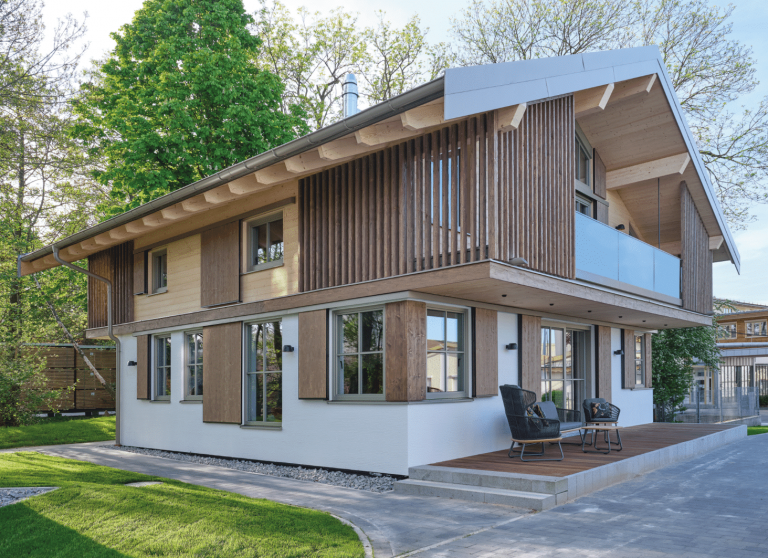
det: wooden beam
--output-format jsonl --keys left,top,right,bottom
{"left": 108, "top": 226, "right": 134, "bottom": 241}
{"left": 284, "top": 150, "right": 328, "bottom": 174}
{"left": 606, "top": 153, "right": 691, "bottom": 189}
{"left": 159, "top": 204, "right": 191, "bottom": 220}
{"left": 400, "top": 102, "right": 444, "bottom": 130}
{"left": 92, "top": 232, "right": 113, "bottom": 246}
{"left": 317, "top": 136, "right": 371, "bottom": 160}
{"left": 228, "top": 174, "right": 266, "bottom": 195}
{"left": 141, "top": 213, "right": 171, "bottom": 228}
{"left": 180, "top": 196, "right": 215, "bottom": 213}
{"left": 609, "top": 74, "right": 657, "bottom": 105}
{"left": 355, "top": 119, "right": 415, "bottom": 146}
{"left": 575, "top": 83, "right": 615, "bottom": 117}
{"left": 497, "top": 103, "right": 527, "bottom": 132}
{"left": 709, "top": 235, "right": 724, "bottom": 251}
{"left": 124, "top": 220, "right": 153, "bottom": 234}
{"left": 254, "top": 162, "right": 293, "bottom": 185}
{"left": 203, "top": 184, "right": 240, "bottom": 205}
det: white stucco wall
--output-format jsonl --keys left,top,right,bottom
{"left": 609, "top": 327, "right": 654, "bottom": 426}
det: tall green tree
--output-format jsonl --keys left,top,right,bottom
{"left": 73, "top": 0, "right": 306, "bottom": 215}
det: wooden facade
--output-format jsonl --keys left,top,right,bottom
{"left": 595, "top": 325, "right": 612, "bottom": 398}
{"left": 136, "top": 334, "right": 151, "bottom": 400}
{"left": 473, "top": 308, "right": 499, "bottom": 397}
{"left": 519, "top": 314, "right": 542, "bottom": 398}
{"left": 622, "top": 329, "right": 635, "bottom": 389}
{"left": 298, "top": 310, "right": 328, "bottom": 399}
{"left": 385, "top": 300, "right": 427, "bottom": 402}
{"left": 202, "top": 322, "right": 242, "bottom": 423}
{"left": 681, "top": 183, "right": 713, "bottom": 314}
{"left": 88, "top": 241, "right": 134, "bottom": 328}
{"left": 200, "top": 221, "right": 240, "bottom": 308}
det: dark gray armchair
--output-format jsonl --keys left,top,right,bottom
{"left": 499, "top": 385, "right": 563, "bottom": 461}
{"left": 582, "top": 397, "right": 622, "bottom": 451}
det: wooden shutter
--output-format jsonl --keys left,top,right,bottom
{"left": 644, "top": 333, "right": 653, "bottom": 388}
{"left": 474, "top": 308, "right": 498, "bottom": 397}
{"left": 136, "top": 334, "right": 151, "bottom": 400}
{"left": 385, "top": 300, "right": 426, "bottom": 402}
{"left": 298, "top": 310, "right": 328, "bottom": 399}
{"left": 622, "top": 329, "right": 635, "bottom": 389}
{"left": 593, "top": 149, "right": 606, "bottom": 199}
{"left": 202, "top": 322, "right": 242, "bottom": 423}
{"left": 200, "top": 221, "right": 240, "bottom": 308}
{"left": 595, "top": 325, "right": 612, "bottom": 398}
{"left": 133, "top": 251, "right": 147, "bottom": 295}
{"left": 519, "top": 314, "right": 542, "bottom": 399}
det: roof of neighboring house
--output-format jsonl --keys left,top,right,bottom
{"left": 18, "top": 46, "right": 740, "bottom": 274}
{"left": 717, "top": 308, "right": 768, "bottom": 319}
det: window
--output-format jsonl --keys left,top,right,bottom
{"left": 152, "top": 249, "right": 168, "bottom": 293}
{"left": 426, "top": 309, "right": 466, "bottom": 397}
{"left": 575, "top": 194, "right": 592, "bottom": 217}
{"left": 540, "top": 326, "right": 587, "bottom": 410}
{"left": 747, "top": 321, "right": 767, "bottom": 337}
{"left": 336, "top": 309, "right": 384, "bottom": 398}
{"left": 154, "top": 335, "right": 171, "bottom": 400}
{"left": 245, "top": 213, "right": 284, "bottom": 272}
{"left": 575, "top": 135, "right": 591, "bottom": 187}
{"left": 635, "top": 335, "right": 645, "bottom": 386}
{"left": 718, "top": 323, "right": 737, "bottom": 339}
{"left": 245, "top": 321, "right": 282, "bottom": 424}
{"left": 185, "top": 332, "right": 203, "bottom": 400}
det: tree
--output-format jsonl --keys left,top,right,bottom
{"left": 441, "top": 0, "right": 768, "bottom": 229}
{"left": 72, "top": 0, "right": 306, "bottom": 215}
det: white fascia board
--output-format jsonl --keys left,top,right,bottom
{"left": 443, "top": 46, "right": 740, "bottom": 272}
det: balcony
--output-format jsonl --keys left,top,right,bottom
{"left": 575, "top": 213, "right": 681, "bottom": 304}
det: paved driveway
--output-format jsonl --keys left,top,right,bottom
{"left": 15, "top": 433, "right": 768, "bottom": 557}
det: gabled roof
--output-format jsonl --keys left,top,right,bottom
{"left": 19, "top": 46, "right": 739, "bottom": 274}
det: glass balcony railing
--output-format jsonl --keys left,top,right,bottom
{"left": 574, "top": 212, "right": 681, "bottom": 300}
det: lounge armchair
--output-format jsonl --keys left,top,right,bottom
{"left": 582, "top": 397, "right": 622, "bottom": 451}
{"left": 499, "top": 385, "right": 563, "bottom": 461}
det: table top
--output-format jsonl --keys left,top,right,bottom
{"left": 581, "top": 425, "right": 620, "bottom": 431}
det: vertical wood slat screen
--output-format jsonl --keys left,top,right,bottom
{"left": 136, "top": 334, "right": 150, "bottom": 400}
{"left": 498, "top": 96, "right": 575, "bottom": 279}
{"left": 200, "top": 221, "right": 240, "bottom": 308}
{"left": 298, "top": 310, "right": 328, "bottom": 399}
{"left": 622, "top": 329, "right": 635, "bottom": 389}
{"left": 644, "top": 333, "right": 653, "bottom": 389}
{"left": 595, "top": 325, "right": 612, "bottom": 398}
{"left": 299, "top": 114, "right": 497, "bottom": 292}
{"left": 681, "top": 183, "right": 713, "bottom": 314}
{"left": 88, "top": 241, "right": 134, "bottom": 329}
{"left": 473, "top": 308, "right": 498, "bottom": 397}
{"left": 519, "top": 314, "right": 542, "bottom": 399}
{"left": 202, "top": 322, "right": 242, "bottom": 424}
{"left": 385, "top": 300, "right": 427, "bottom": 402}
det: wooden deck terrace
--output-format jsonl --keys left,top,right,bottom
{"left": 431, "top": 423, "right": 740, "bottom": 477}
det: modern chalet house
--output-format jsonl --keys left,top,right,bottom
{"left": 19, "top": 47, "right": 739, "bottom": 476}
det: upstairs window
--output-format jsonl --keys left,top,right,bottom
{"left": 152, "top": 249, "right": 168, "bottom": 293}
{"left": 575, "top": 135, "right": 591, "bottom": 188}
{"left": 718, "top": 323, "right": 737, "bottom": 339}
{"left": 575, "top": 194, "right": 592, "bottom": 217}
{"left": 245, "top": 213, "right": 284, "bottom": 272}
{"left": 746, "top": 321, "right": 767, "bottom": 337}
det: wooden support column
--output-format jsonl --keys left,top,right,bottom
{"left": 474, "top": 308, "right": 498, "bottom": 397}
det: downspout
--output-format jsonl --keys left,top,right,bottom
{"left": 52, "top": 245, "right": 121, "bottom": 446}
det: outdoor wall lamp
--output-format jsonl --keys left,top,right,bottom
{"left": 127, "top": 361, "right": 137, "bottom": 367}
{"left": 614, "top": 349, "right": 624, "bottom": 356}
{"left": 505, "top": 343, "right": 518, "bottom": 350}
{"left": 283, "top": 345, "right": 295, "bottom": 353}
{"left": 615, "top": 224, "right": 626, "bottom": 230}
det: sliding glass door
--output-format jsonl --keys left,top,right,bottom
{"left": 540, "top": 326, "right": 588, "bottom": 411}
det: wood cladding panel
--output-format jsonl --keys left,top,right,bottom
{"left": 298, "top": 310, "right": 328, "bottom": 399}
{"left": 133, "top": 251, "right": 147, "bottom": 295}
{"left": 474, "top": 308, "right": 498, "bottom": 397}
{"left": 498, "top": 96, "right": 575, "bottom": 279}
{"left": 203, "top": 322, "right": 242, "bottom": 423}
{"left": 88, "top": 241, "right": 134, "bottom": 328}
{"left": 596, "top": 325, "right": 612, "bottom": 399}
{"left": 622, "top": 329, "right": 635, "bottom": 389}
{"left": 519, "top": 314, "right": 541, "bottom": 398}
{"left": 385, "top": 300, "right": 427, "bottom": 402}
{"left": 681, "top": 183, "right": 713, "bottom": 314}
{"left": 137, "top": 334, "right": 150, "bottom": 400}
{"left": 644, "top": 333, "right": 653, "bottom": 389}
{"left": 201, "top": 221, "right": 240, "bottom": 308}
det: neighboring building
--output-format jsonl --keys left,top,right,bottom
{"left": 18, "top": 47, "right": 739, "bottom": 475}
{"left": 714, "top": 305, "right": 768, "bottom": 401}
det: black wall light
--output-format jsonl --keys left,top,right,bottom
{"left": 614, "top": 349, "right": 624, "bottom": 356}
{"left": 505, "top": 343, "right": 518, "bottom": 350}
{"left": 127, "top": 361, "right": 137, "bottom": 367}
{"left": 615, "top": 224, "right": 626, "bottom": 231}
{"left": 283, "top": 345, "right": 295, "bottom": 353}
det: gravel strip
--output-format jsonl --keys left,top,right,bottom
{"left": 0, "top": 487, "right": 58, "bottom": 508}
{"left": 116, "top": 446, "right": 396, "bottom": 492}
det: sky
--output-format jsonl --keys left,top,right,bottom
{"left": 42, "top": 0, "right": 768, "bottom": 304}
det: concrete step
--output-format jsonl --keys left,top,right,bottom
{"left": 394, "top": 478, "right": 559, "bottom": 511}
{"left": 408, "top": 465, "right": 567, "bottom": 495}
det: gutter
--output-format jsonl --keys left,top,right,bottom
{"left": 20, "top": 77, "right": 445, "bottom": 264}
{"left": 52, "top": 245, "right": 122, "bottom": 446}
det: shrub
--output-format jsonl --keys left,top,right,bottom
{"left": 760, "top": 395, "right": 768, "bottom": 408}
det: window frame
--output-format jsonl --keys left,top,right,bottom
{"left": 153, "top": 334, "right": 172, "bottom": 401}
{"left": 718, "top": 323, "right": 737, "bottom": 340}
{"left": 333, "top": 306, "right": 386, "bottom": 401}
{"left": 243, "top": 211, "right": 284, "bottom": 274}
{"left": 426, "top": 305, "right": 471, "bottom": 400}
{"left": 575, "top": 193, "right": 593, "bottom": 217}
{"left": 575, "top": 133, "right": 592, "bottom": 189}
{"left": 243, "top": 318, "right": 284, "bottom": 426}
{"left": 184, "top": 330, "right": 203, "bottom": 401}
{"left": 746, "top": 320, "right": 767, "bottom": 337}
{"left": 634, "top": 334, "right": 645, "bottom": 387}
{"left": 151, "top": 248, "right": 168, "bottom": 294}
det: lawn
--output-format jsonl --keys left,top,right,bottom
{"left": 0, "top": 452, "right": 363, "bottom": 557}
{"left": 0, "top": 415, "right": 116, "bottom": 450}
{"left": 747, "top": 426, "right": 768, "bottom": 436}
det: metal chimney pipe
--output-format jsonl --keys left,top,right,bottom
{"left": 342, "top": 73, "right": 358, "bottom": 118}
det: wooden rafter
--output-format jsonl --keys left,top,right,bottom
{"left": 497, "top": 103, "right": 527, "bottom": 131}
{"left": 609, "top": 74, "right": 657, "bottom": 105}
{"left": 575, "top": 84, "right": 615, "bottom": 118}
{"left": 606, "top": 153, "right": 691, "bottom": 189}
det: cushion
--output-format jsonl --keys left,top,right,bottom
{"left": 560, "top": 421, "right": 582, "bottom": 432}
{"left": 590, "top": 402, "right": 611, "bottom": 420}
{"left": 536, "top": 401, "right": 560, "bottom": 421}
{"left": 531, "top": 404, "right": 550, "bottom": 427}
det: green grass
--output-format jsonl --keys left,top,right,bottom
{"left": 0, "top": 415, "right": 116, "bottom": 450}
{"left": 748, "top": 426, "right": 768, "bottom": 436}
{"left": 0, "top": 452, "right": 363, "bottom": 558}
